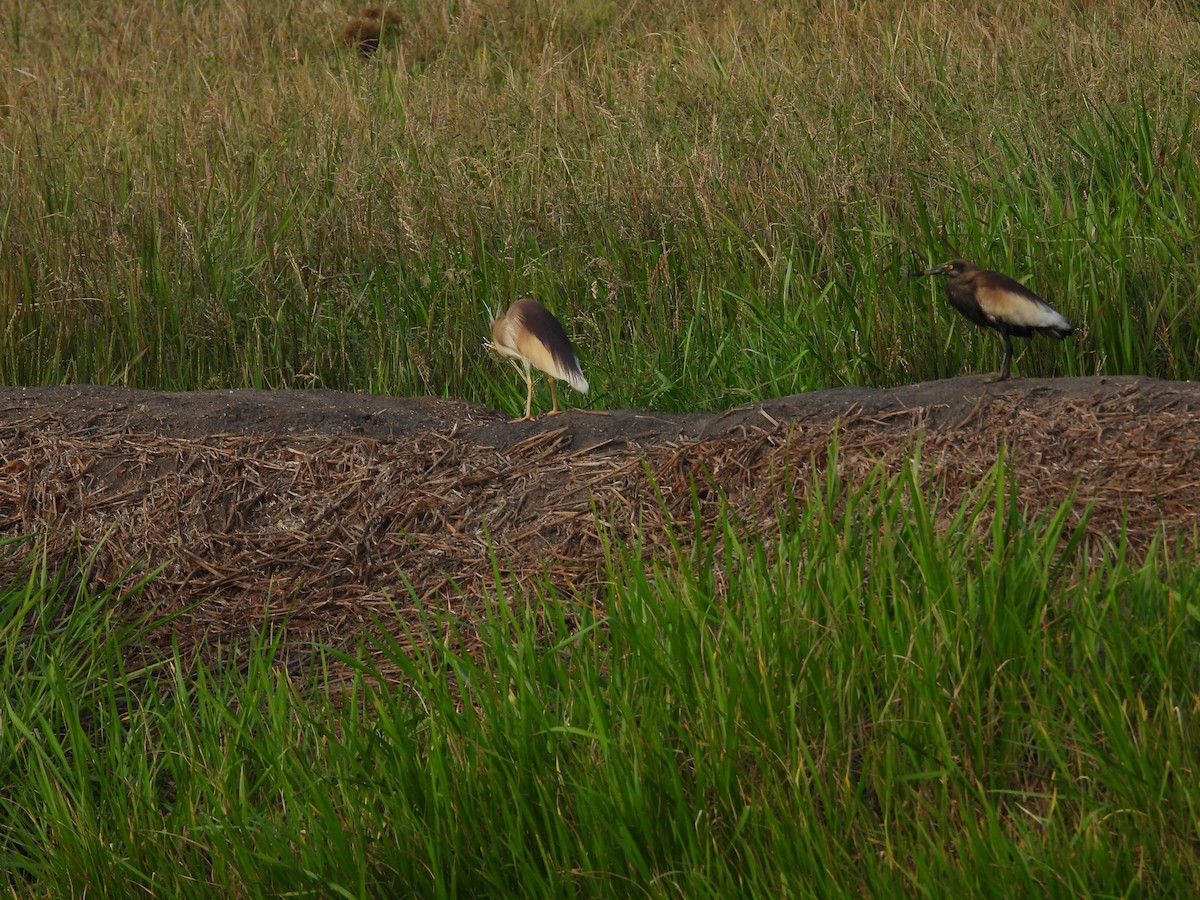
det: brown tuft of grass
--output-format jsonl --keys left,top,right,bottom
{"left": 342, "top": 5, "right": 402, "bottom": 55}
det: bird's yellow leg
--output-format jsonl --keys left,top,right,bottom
{"left": 521, "top": 368, "right": 535, "bottom": 420}
{"left": 548, "top": 377, "right": 560, "bottom": 415}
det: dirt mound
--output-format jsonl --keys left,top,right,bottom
{"left": 2, "top": 376, "right": 1197, "bottom": 671}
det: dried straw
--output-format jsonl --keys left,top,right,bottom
{"left": 1, "top": 377, "right": 1196, "bottom": 678}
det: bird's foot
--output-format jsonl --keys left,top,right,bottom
{"left": 981, "top": 372, "right": 1011, "bottom": 384}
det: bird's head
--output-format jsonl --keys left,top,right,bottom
{"left": 913, "top": 259, "right": 975, "bottom": 279}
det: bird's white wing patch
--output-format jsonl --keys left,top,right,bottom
{"left": 976, "top": 285, "right": 1069, "bottom": 331}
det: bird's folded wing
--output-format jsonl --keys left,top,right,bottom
{"left": 975, "top": 284, "right": 1065, "bottom": 330}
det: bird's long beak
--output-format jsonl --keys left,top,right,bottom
{"left": 912, "top": 264, "right": 947, "bottom": 278}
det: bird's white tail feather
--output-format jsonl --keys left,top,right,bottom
{"left": 563, "top": 368, "right": 588, "bottom": 394}
{"left": 1030, "top": 305, "right": 1073, "bottom": 337}
{"left": 1007, "top": 298, "right": 1072, "bottom": 335}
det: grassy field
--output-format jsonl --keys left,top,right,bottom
{"left": 4, "top": 0, "right": 1200, "bottom": 894}
{"left": 4, "top": 461, "right": 1200, "bottom": 896}
{"left": 2, "top": 0, "right": 1199, "bottom": 406}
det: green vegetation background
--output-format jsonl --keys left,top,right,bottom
{"left": 2, "top": 1, "right": 1200, "bottom": 895}
{"left": 3, "top": 0, "right": 1199, "bottom": 407}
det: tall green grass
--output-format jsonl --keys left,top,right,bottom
{"left": 2, "top": 1, "right": 1199, "bottom": 409}
{"left": 4, "top": 459, "right": 1198, "bottom": 895}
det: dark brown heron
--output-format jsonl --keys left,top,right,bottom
{"left": 914, "top": 259, "right": 1074, "bottom": 382}
{"left": 488, "top": 299, "right": 589, "bottom": 420}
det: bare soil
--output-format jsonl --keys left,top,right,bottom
{"left": 2, "top": 376, "right": 1197, "bottom": 674}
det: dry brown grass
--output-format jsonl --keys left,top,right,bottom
{"left": 2, "top": 377, "right": 1197, "bottom": 674}
{"left": 3, "top": 0, "right": 1197, "bottom": 268}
